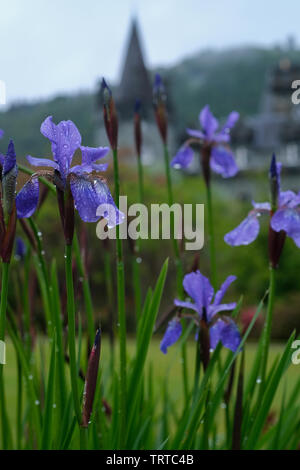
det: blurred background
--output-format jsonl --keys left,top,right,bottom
{"left": 1, "top": 0, "right": 300, "bottom": 339}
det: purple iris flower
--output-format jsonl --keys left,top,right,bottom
{"left": 0, "top": 129, "right": 4, "bottom": 139}
{"left": 26, "top": 116, "right": 124, "bottom": 226}
{"left": 0, "top": 140, "right": 39, "bottom": 219}
{"left": 224, "top": 156, "right": 300, "bottom": 248}
{"left": 160, "top": 270, "right": 241, "bottom": 354}
{"left": 171, "top": 105, "right": 239, "bottom": 178}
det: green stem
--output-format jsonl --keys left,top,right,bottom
{"left": 163, "top": 144, "right": 183, "bottom": 295}
{"left": 137, "top": 156, "right": 144, "bottom": 205}
{"left": 163, "top": 144, "right": 188, "bottom": 401}
{"left": 133, "top": 155, "right": 144, "bottom": 322}
{"left": 112, "top": 148, "right": 127, "bottom": 449}
{"left": 65, "top": 243, "right": 82, "bottom": 425}
{"left": 206, "top": 183, "right": 217, "bottom": 289}
{"left": 0, "top": 262, "right": 11, "bottom": 449}
{"left": 260, "top": 267, "right": 276, "bottom": 388}
{"left": 73, "top": 234, "right": 95, "bottom": 344}
{"left": 80, "top": 426, "right": 88, "bottom": 450}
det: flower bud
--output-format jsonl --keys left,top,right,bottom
{"left": 200, "top": 144, "right": 211, "bottom": 188}
{"left": 268, "top": 225, "right": 286, "bottom": 269}
{"left": 82, "top": 329, "right": 101, "bottom": 428}
{"left": 153, "top": 74, "right": 168, "bottom": 144}
{"left": 101, "top": 79, "right": 118, "bottom": 151}
{"left": 269, "top": 154, "right": 279, "bottom": 210}
{"left": 2, "top": 140, "right": 18, "bottom": 218}
{"left": 1, "top": 204, "right": 17, "bottom": 263}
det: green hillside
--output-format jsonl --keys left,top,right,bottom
{"left": 1, "top": 45, "right": 299, "bottom": 157}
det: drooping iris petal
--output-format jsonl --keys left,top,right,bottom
{"left": 174, "top": 298, "right": 199, "bottom": 313}
{"left": 186, "top": 128, "right": 205, "bottom": 139}
{"left": 27, "top": 155, "right": 59, "bottom": 170}
{"left": 70, "top": 173, "right": 124, "bottom": 226}
{"left": 41, "top": 116, "right": 81, "bottom": 179}
{"left": 0, "top": 129, "right": 4, "bottom": 139}
{"left": 70, "top": 163, "right": 109, "bottom": 175}
{"left": 210, "top": 146, "right": 238, "bottom": 178}
{"left": 160, "top": 319, "right": 182, "bottom": 354}
{"left": 213, "top": 275, "right": 237, "bottom": 306}
{"left": 224, "top": 214, "right": 260, "bottom": 246}
{"left": 16, "top": 177, "right": 39, "bottom": 219}
{"left": 271, "top": 208, "right": 300, "bottom": 248}
{"left": 210, "top": 319, "right": 241, "bottom": 352}
{"left": 80, "top": 146, "right": 110, "bottom": 165}
{"left": 199, "top": 105, "right": 219, "bottom": 140}
{"left": 279, "top": 190, "right": 298, "bottom": 208}
{"left": 183, "top": 271, "right": 214, "bottom": 312}
{"left": 208, "top": 302, "right": 237, "bottom": 321}
{"left": 171, "top": 146, "right": 194, "bottom": 169}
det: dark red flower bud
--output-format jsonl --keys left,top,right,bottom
{"left": 200, "top": 144, "right": 212, "bottom": 188}
{"left": 1, "top": 203, "right": 17, "bottom": 263}
{"left": 82, "top": 329, "right": 101, "bottom": 428}
{"left": 268, "top": 224, "right": 286, "bottom": 269}
{"left": 153, "top": 74, "right": 168, "bottom": 144}
{"left": 102, "top": 79, "right": 118, "bottom": 151}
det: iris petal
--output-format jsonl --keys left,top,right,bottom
{"left": 80, "top": 146, "right": 110, "bottom": 165}
{"left": 183, "top": 271, "right": 214, "bottom": 312}
{"left": 271, "top": 208, "right": 300, "bottom": 248}
{"left": 27, "top": 155, "right": 59, "bottom": 170}
{"left": 213, "top": 275, "right": 237, "bottom": 306}
{"left": 160, "top": 319, "right": 182, "bottom": 354}
{"left": 210, "top": 146, "right": 238, "bottom": 178}
{"left": 171, "top": 146, "right": 194, "bottom": 169}
{"left": 199, "top": 105, "right": 219, "bottom": 140}
{"left": 186, "top": 128, "right": 205, "bottom": 139}
{"left": 210, "top": 319, "right": 241, "bottom": 352}
{"left": 16, "top": 177, "right": 39, "bottom": 219}
{"left": 70, "top": 173, "right": 124, "bottom": 226}
{"left": 174, "top": 299, "right": 198, "bottom": 313}
{"left": 41, "top": 116, "right": 81, "bottom": 179}
{"left": 224, "top": 214, "right": 260, "bottom": 246}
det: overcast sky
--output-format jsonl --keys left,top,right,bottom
{"left": 0, "top": 0, "right": 299, "bottom": 104}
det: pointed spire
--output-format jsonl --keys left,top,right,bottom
{"left": 117, "top": 17, "right": 152, "bottom": 118}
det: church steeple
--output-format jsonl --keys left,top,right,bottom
{"left": 117, "top": 18, "right": 153, "bottom": 118}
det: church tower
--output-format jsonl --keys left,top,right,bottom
{"left": 117, "top": 18, "right": 153, "bottom": 118}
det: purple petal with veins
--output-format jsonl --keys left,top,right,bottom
{"left": 16, "top": 177, "right": 39, "bottom": 219}
{"left": 160, "top": 320, "right": 182, "bottom": 354}
{"left": 271, "top": 208, "right": 300, "bottom": 248}
{"left": 213, "top": 275, "right": 237, "bottom": 306}
{"left": 27, "top": 155, "right": 59, "bottom": 170}
{"left": 210, "top": 146, "right": 238, "bottom": 178}
{"left": 224, "top": 214, "right": 260, "bottom": 246}
{"left": 171, "top": 146, "right": 194, "bottom": 169}
{"left": 199, "top": 105, "right": 219, "bottom": 140}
